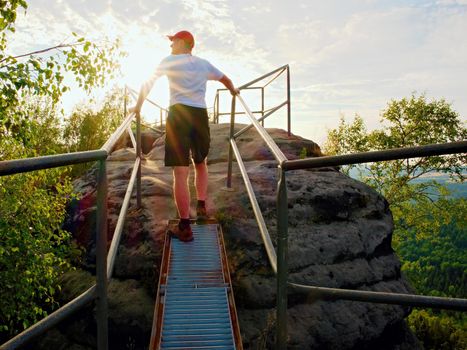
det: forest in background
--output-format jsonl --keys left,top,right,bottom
{"left": 325, "top": 95, "right": 466, "bottom": 350}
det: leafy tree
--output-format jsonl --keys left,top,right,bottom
{"left": 0, "top": 1, "right": 123, "bottom": 339}
{"left": 324, "top": 113, "right": 369, "bottom": 162}
{"left": 324, "top": 94, "right": 467, "bottom": 348}
{"left": 324, "top": 94, "right": 466, "bottom": 240}
{"left": 0, "top": 162, "right": 75, "bottom": 337}
{"left": 0, "top": 1, "right": 123, "bottom": 143}
{"left": 63, "top": 87, "right": 126, "bottom": 153}
{"left": 398, "top": 197, "right": 466, "bottom": 298}
{"left": 0, "top": 98, "right": 76, "bottom": 337}
{"left": 408, "top": 309, "right": 466, "bottom": 350}
{"left": 2, "top": 95, "right": 65, "bottom": 157}
{"left": 62, "top": 87, "right": 126, "bottom": 176}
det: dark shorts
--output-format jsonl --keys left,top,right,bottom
{"left": 165, "top": 104, "right": 210, "bottom": 166}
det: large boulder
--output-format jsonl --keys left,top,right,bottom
{"left": 111, "top": 129, "right": 164, "bottom": 155}
{"left": 39, "top": 123, "right": 420, "bottom": 350}
{"left": 214, "top": 160, "right": 419, "bottom": 349}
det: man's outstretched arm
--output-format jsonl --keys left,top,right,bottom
{"left": 129, "top": 80, "right": 153, "bottom": 114}
{"left": 219, "top": 75, "right": 240, "bottom": 96}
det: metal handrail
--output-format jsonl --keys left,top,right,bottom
{"left": 288, "top": 283, "right": 467, "bottom": 311}
{"left": 230, "top": 139, "right": 278, "bottom": 272}
{"left": 102, "top": 111, "right": 136, "bottom": 152}
{"left": 0, "top": 92, "right": 149, "bottom": 349}
{"left": 213, "top": 65, "right": 291, "bottom": 136}
{"left": 107, "top": 157, "right": 140, "bottom": 279}
{"left": 126, "top": 85, "right": 168, "bottom": 128}
{"left": 213, "top": 87, "right": 263, "bottom": 120}
{"left": 283, "top": 141, "right": 467, "bottom": 171}
{"left": 0, "top": 286, "right": 97, "bottom": 349}
{"left": 234, "top": 101, "right": 288, "bottom": 139}
{"left": 238, "top": 64, "right": 288, "bottom": 90}
{"left": 225, "top": 72, "right": 467, "bottom": 349}
{"left": 0, "top": 150, "right": 107, "bottom": 176}
{"left": 263, "top": 66, "right": 287, "bottom": 89}
{"left": 127, "top": 126, "right": 137, "bottom": 149}
{"left": 126, "top": 85, "right": 168, "bottom": 113}
{"left": 236, "top": 94, "right": 288, "bottom": 164}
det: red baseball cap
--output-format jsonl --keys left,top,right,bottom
{"left": 167, "top": 30, "right": 195, "bottom": 48}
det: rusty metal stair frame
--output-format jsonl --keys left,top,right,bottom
{"left": 149, "top": 219, "right": 242, "bottom": 350}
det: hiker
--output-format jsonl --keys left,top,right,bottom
{"left": 130, "top": 30, "right": 239, "bottom": 242}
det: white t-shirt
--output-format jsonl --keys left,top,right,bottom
{"left": 141, "top": 54, "right": 224, "bottom": 108}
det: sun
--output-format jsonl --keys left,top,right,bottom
{"left": 84, "top": 12, "right": 170, "bottom": 124}
{"left": 119, "top": 24, "right": 171, "bottom": 123}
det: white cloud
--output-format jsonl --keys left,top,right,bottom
{"left": 7, "top": 0, "right": 467, "bottom": 144}
{"left": 436, "top": 0, "right": 467, "bottom": 5}
{"left": 242, "top": 4, "right": 272, "bottom": 13}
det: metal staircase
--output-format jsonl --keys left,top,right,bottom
{"left": 150, "top": 220, "right": 242, "bottom": 350}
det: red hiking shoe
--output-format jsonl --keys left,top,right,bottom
{"left": 196, "top": 205, "right": 208, "bottom": 222}
{"left": 168, "top": 223, "right": 193, "bottom": 242}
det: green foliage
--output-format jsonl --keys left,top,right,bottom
{"left": 0, "top": 106, "right": 76, "bottom": 336}
{"left": 215, "top": 209, "right": 234, "bottom": 230}
{"left": 324, "top": 94, "right": 466, "bottom": 237}
{"left": 408, "top": 310, "right": 466, "bottom": 350}
{"left": 398, "top": 198, "right": 466, "bottom": 297}
{"left": 324, "top": 94, "right": 467, "bottom": 347}
{"left": 0, "top": 2, "right": 124, "bottom": 142}
{"left": 0, "top": 162, "right": 75, "bottom": 335}
{"left": 62, "top": 87, "right": 126, "bottom": 175}
{"left": 398, "top": 197, "right": 466, "bottom": 349}
{"left": 63, "top": 87, "right": 126, "bottom": 152}
{"left": 0, "top": 1, "right": 27, "bottom": 33}
{"left": 0, "top": 95, "right": 65, "bottom": 160}
{"left": 324, "top": 114, "right": 368, "bottom": 175}
{"left": 0, "top": 1, "right": 124, "bottom": 340}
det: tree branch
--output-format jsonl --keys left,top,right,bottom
{"left": 0, "top": 42, "right": 83, "bottom": 64}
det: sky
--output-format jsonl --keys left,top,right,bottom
{"left": 9, "top": 0, "right": 467, "bottom": 146}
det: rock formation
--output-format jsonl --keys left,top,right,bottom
{"left": 34, "top": 123, "right": 421, "bottom": 350}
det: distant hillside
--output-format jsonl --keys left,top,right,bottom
{"left": 348, "top": 168, "right": 466, "bottom": 199}
{"left": 411, "top": 173, "right": 467, "bottom": 198}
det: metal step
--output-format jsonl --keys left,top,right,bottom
{"left": 150, "top": 221, "right": 242, "bottom": 350}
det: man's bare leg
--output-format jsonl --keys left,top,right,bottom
{"left": 167, "top": 166, "right": 193, "bottom": 242}
{"left": 173, "top": 166, "right": 190, "bottom": 219}
{"left": 194, "top": 159, "right": 208, "bottom": 201}
{"left": 194, "top": 159, "right": 208, "bottom": 220}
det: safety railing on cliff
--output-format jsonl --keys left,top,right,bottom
{"left": 0, "top": 93, "right": 147, "bottom": 350}
{"left": 213, "top": 64, "right": 291, "bottom": 137}
{"left": 225, "top": 65, "right": 467, "bottom": 349}
{"left": 126, "top": 85, "right": 168, "bottom": 129}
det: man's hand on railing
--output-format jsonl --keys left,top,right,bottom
{"left": 219, "top": 75, "right": 240, "bottom": 97}
{"left": 128, "top": 105, "right": 140, "bottom": 114}
{"left": 231, "top": 88, "right": 240, "bottom": 96}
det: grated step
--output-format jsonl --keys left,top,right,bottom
{"left": 151, "top": 223, "right": 241, "bottom": 349}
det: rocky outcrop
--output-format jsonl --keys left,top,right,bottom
{"left": 36, "top": 123, "right": 420, "bottom": 350}
{"left": 219, "top": 164, "right": 418, "bottom": 349}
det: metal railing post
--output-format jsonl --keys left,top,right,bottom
{"left": 261, "top": 87, "right": 265, "bottom": 127}
{"left": 217, "top": 91, "right": 220, "bottom": 124}
{"left": 286, "top": 66, "right": 291, "bottom": 137}
{"left": 124, "top": 86, "right": 127, "bottom": 118}
{"left": 276, "top": 166, "right": 288, "bottom": 349}
{"left": 226, "top": 96, "right": 236, "bottom": 188}
{"left": 136, "top": 111, "right": 142, "bottom": 208}
{"left": 96, "top": 159, "right": 108, "bottom": 350}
